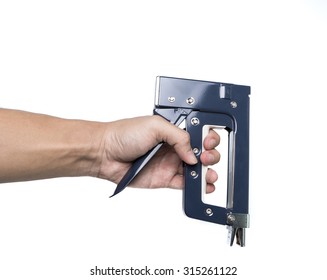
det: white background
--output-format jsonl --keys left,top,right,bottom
{"left": 1, "top": 0, "right": 327, "bottom": 279}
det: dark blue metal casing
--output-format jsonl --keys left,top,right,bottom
{"left": 155, "top": 77, "right": 250, "bottom": 228}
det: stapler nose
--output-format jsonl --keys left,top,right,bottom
{"left": 227, "top": 213, "right": 249, "bottom": 247}
{"left": 228, "top": 227, "right": 246, "bottom": 247}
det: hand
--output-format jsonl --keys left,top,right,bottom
{"left": 97, "top": 116, "right": 220, "bottom": 193}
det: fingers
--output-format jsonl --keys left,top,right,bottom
{"left": 200, "top": 149, "right": 220, "bottom": 166}
{"left": 154, "top": 118, "right": 221, "bottom": 166}
{"left": 206, "top": 168, "right": 218, "bottom": 184}
{"left": 153, "top": 116, "right": 197, "bottom": 165}
{"left": 206, "top": 184, "right": 216, "bottom": 194}
{"left": 152, "top": 116, "right": 220, "bottom": 193}
{"left": 201, "top": 130, "right": 220, "bottom": 166}
{"left": 205, "top": 168, "right": 218, "bottom": 194}
{"left": 203, "top": 129, "right": 220, "bottom": 150}
{"left": 203, "top": 130, "right": 220, "bottom": 194}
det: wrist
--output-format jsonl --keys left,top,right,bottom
{"left": 70, "top": 120, "right": 107, "bottom": 178}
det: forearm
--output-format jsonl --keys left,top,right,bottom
{"left": 0, "top": 109, "right": 105, "bottom": 183}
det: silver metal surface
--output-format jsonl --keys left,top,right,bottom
{"left": 205, "top": 208, "right": 213, "bottom": 216}
{"left": 227, "top": 214, "right": 236, "bottom": 223}
{"left": 228, "top": 226, "right": 246, "bottom": 247}
{"left": 219, "top": 85, "right": 226, "bottom": 98}
{"left": 154, "top": 76, "right": 161, "bottom": 106}
{"left": 190, "top": 171, "right": 197, "bottom": 177}
{"left": 230, "top": 101, "right": 237, "bottom": 108}
{"left": 226, "top": 213, "right": 250, "bottom": 228}
{"left": 168, "top": 96, "right": 175, "bottom": 102}
{"left": 236, "top": 228, "right": 246, "bottom": 247}
{"left": 186, "top": 97, "right": 195, "bottom": 104}
{"left": 191, "top": 117, "right": 200, "bottom": 126}
{"left": 226, "top": 131, "right": 235, "bottom": 209}
{"left": 192, "top": 147, "right": 200, "bottom": 154}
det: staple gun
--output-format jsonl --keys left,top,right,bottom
{"left": 110, "top": 76, "right": 250, "bottom": 247}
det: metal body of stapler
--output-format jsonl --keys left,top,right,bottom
{"left": 111, "top": 76, "right": 250, "bottom": 247}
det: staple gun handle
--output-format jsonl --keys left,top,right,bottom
{"left": 183, "top": 111, "right": 235, "bottom": 224}
{"left": 183, "top": 110, "right": 249, "bottom": 246}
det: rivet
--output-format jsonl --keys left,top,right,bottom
{"left": 230, "top": 101, "right": 237, "bottom": 108}
{"left": 227, "top": 214, "right": 236, "bottom": 223}
{"left": 168, "top": 96, "right": 175, "bottom": 103}
{"left": 206, "top": 208, "right": 213, "bottom": 216}
{"left": 186, "top": 97, "right": 195, "bottom": 105}
{"left": 190, "top": 171, "right": 197, "bottom": 177}
{"left": 191, "top": 117, "right": 200, "bottom": 126}
{"left": 192, "top": 147, "right": 200, "bottom": 154}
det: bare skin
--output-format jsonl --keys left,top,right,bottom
{"left": 0, "top": 109, "right": 220, "bottom": 192}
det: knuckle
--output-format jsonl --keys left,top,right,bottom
{"left": 180, "top": 130, "right": 191, "bottom": 144}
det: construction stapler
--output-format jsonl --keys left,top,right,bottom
{"left": 111, "top": 76, "right": 250, "bottom": 247}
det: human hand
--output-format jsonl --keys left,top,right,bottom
{"left": 97, "top": 116, "right": 220, "bottom": 193}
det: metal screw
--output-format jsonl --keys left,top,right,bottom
{"left": 206, "top": 208, "right": 213, "bottom": 216}
{"left": 168, "top": 96, "right": 175, "bottom": 103}
{"left": 227, "top": 214, "right": 236, "bottom": 223}
{"left": 186, "top": 97, "right": 195, "bottom": 105}
{"left": 191, "top": 117, "right": 200, "bottom": 126}
{"left": 192, "top": 147, "right": 200, "bottom": 154}
{"left": 190, "top": 171, "right": 197, "bottom": 177}
{"left": 230, "top": 101, "right": 237, "bottom": 108}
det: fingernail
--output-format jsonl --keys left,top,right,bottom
{"left": 188, "top": 151, "right": 198, "bottom": 165}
